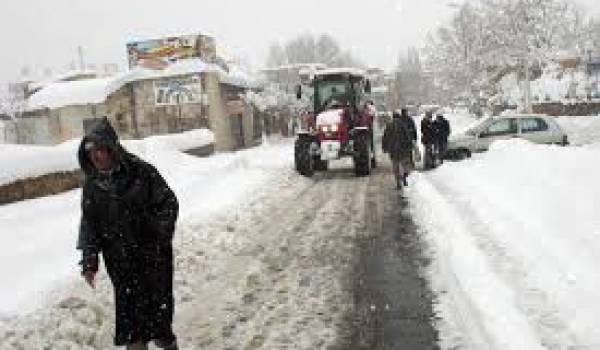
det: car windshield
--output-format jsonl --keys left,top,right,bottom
{"left": 314, "top": 80, "right": 350, "bottom": 111}
{"left": 464, "top": 117, "right": 491, "bottom": 135}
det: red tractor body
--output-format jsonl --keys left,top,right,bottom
{"left": 294, "top": 68, "right": 376, "bottom": 176}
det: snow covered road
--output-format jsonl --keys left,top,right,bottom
{"left": 2, "top": 114, "right": 599, "bottom": 349}
{"left": 0, "top": 139, "right": 440, "bottom": 349}
{"left": 409, "top": 139, "right": 600, "bottom": 349}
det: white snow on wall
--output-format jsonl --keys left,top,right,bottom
{"left": 0, "top": 129, "right": 214, "bottom": 187}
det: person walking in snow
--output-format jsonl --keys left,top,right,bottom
{"left": 383, "top": 111, "right": 415, "bottom": 190}
{"left": 421, "top": 111, "right": 436, "bottom": 170}
{"left": 77, "top": 117, "right": 179, "bottom": 350}
{"left": 398, "top": 108, "right": 418, "bottom": 173}
{"left": 433, "top": 113, "right": 451, "bottom": 164}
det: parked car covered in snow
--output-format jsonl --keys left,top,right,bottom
{"left": 447, "top": 114, "right": 569, "bottom": 159}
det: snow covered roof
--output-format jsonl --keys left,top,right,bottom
{"left": 26, "top": 59, "right": 257, "bottom": 111}
{"left": 261, "top": 63, "right": 327, "bottom": 72}
{"left": 218, "top": 65, "right": 259, "bottom": 89}
{"left": 371, "top": 86, "right": 388, "bottom": 94}
{"left": 113, "top": 58, "right": 257, "bottom": 89}
{"left": 26, "top": 77, "right": 116, "bottom": 111}
{"left": 314, "top": 68, "right": 366, "bottom": 78}
{"left": 110, "top": 58, "right": 216, "bottom": 87}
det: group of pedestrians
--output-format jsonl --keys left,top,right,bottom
{"left": 420, "top": 111, "right": 451, "bottom": 169}
{"left": 382, "top": 108, "right": 451, "bottom": 190}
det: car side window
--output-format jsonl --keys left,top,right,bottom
{"left": 481, "top": 119, "right": 517, "bottom": 137}
{"left": 521, "top": 118, "right": 549, "bottom": 133}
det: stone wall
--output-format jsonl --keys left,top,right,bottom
{"left": 0, "top": 141, "right": 217, "bottom": 206}
{"left": 132, "top": 77, "right": 209, "bottom": 138}
{"left": 0, "top": 170, "right": 82, "bottom": 205}
{"left": 532, "top": 102, "right": 600, "bottom": 116}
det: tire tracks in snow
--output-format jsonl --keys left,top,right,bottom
{"left": 415, "top": 173, "right": 579, "bottom": 349}
{"left": 177, "top": 165, "right": 373, "bottom": 349}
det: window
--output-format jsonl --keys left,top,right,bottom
{"left": 481, "top": 119, "right": 517, "bottom": 137}
{"left": 315, "top": 81, "right": 349, "bottom": 110}
{"left": 521, "top": 118, "right": 549, "bottom": 133}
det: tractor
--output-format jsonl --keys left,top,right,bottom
{"left": 294, "top": 68, "right": 376, "bottom": 177}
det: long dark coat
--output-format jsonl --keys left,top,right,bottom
{"left": 383, "top": 118, "right": 414, "bottom": 161}
{"left": 77, "top": 118, "right": 179, "bottom": 346}
{"left": 421, "top": 118, "right": 435, "bottom": 145}
{"left": 433, "top": 118, "right": 451, "bottom": 142}
{"left": 400, "top": 114, "right": 418, "bottom": 142}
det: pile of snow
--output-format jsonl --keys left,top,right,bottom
{"left": 0, "top": 129, "right": 214, "bottom": 186}
{"left": 0, "top": 138, "right": 292, "bottom": 317}
{"left": 555, "top": 116, "right": 600, "bottom": 146}
{"left": 409, "top": 137, "right": 600, "bottom": 347}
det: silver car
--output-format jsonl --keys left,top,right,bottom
{"left": 448, "top": 114, "right": 569, "bottom": 159}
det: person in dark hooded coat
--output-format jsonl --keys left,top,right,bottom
{"left": 77, "top": 117, "right": 179, "bottom": 350}
{"left": 383, "top": 111, "right": 414, "bottom": 190}
{"left": 421, "top": 111, "right": 436, "bottom": 169}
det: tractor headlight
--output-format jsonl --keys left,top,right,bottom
{"left": 331, "top": 124, "right": 338, "bottom": 132}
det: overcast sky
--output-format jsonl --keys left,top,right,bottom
{"left": 1, "top": 0, "right": 599, "bottom": 84}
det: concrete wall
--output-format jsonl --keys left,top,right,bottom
{"left": 206, "top": 72, "right": 232, "bottom": 151}
{"left": 0, "top": 170, "right": 82, "bottom": 205}
{"left": 532, "top": 102, "right": 600, "bottom": 116}
{"left": 131, "top": 75, "right": 209, "bottom": 138}
{"left": 0, "top": 120, "right": 18, "bottom": 143}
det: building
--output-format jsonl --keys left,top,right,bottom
{"left": 259, "top": 63, "right": 326, "bottom": 92}
{"left": 19, "top": 34, "right": 260, "bottom": 151}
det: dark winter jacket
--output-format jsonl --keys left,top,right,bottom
{"left": 383, "top": 118, "right": 414, "bottom": 161}
{"left": 400, "top": 113, "right": 418, "bottom": 142}
{"left": 433, "top": 118, "right": 451, "bottom": 142}
{"left": 421, "top": 118, "right": 435, "bottom": 145}
{"left": 77, "top": 117, "right": 179, "bottom": 346}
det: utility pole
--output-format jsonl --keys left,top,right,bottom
{"left": 523, "top": 57, "right": 532, "bottom": 113}
{"left": 78, "top": 46, "right": 85, "bottom": 71}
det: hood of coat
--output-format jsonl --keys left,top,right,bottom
{"left": 78, "top": 117, "right": 125, "bottom": 177}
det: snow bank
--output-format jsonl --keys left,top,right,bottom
{"left": 555, "top": 116, "right": 600, "bottom": 146}
{"left": 409, "top": 139, "right": 600, "bottom": 348}
{"left": 0, "top": 129, "right": 214, "bottom": 187}
{"left": 0, "top": 138, "right": 290, "bottom": 316}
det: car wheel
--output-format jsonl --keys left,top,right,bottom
{"left": 456, "top": 149, "right": 471, "bottom": 160}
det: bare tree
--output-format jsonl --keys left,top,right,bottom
{"left": 265, "top": 33, "right": 363, "bottom": 68}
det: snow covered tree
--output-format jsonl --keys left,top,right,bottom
{"left": 422, "top": 0, "right": 591, "bottom": 107}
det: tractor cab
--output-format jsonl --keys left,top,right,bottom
{"left": 297, "top": 68, "right": 372, "bottom": 126}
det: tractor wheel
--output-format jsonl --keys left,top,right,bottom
{"left": 314, "top": 157, "right": 329, "bottom": 171}
{"left": 295, "top": 138, "right": 315, "bottom": 177}
{"left": 353, "top": 133, "right": 371, "bottom": 176}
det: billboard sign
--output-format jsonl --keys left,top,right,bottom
{"left": 154, "top": 76, "right": 203, "bottom": 105}
{"left": 127, "top": 34, "right": 216, "bottom": 69}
